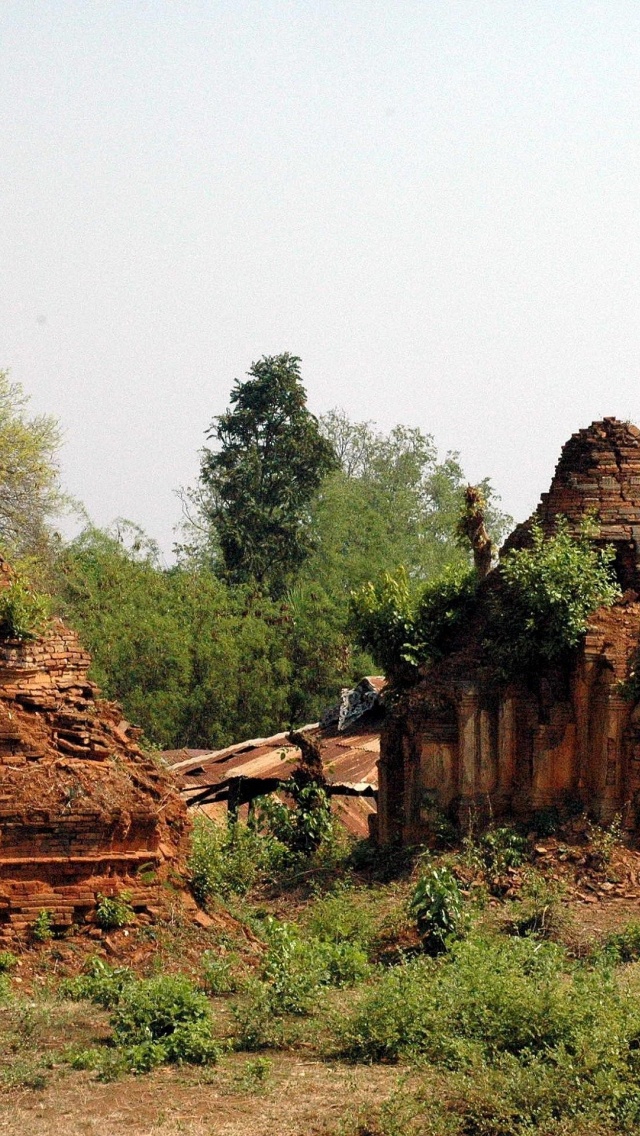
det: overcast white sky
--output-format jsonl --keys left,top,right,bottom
{"left": 3, "top": 1, "right": 640, "bottom": 558}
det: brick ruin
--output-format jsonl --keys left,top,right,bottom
{"left": 0, "top": 568, "right": 189, "bottom": 942}
{"left": 377, "top": 419, "right": 640, "bottom": 845}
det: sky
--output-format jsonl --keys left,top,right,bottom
{"left": 3, "top": 1, "right": 640, "bottom": 559}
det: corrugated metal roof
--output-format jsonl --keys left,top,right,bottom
{"left": 163, "top": 678, "right": 384, "bottom": 837}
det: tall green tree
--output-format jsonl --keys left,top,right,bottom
{"left": 0, "top": 370, "right": 70, "bottom": 565}
{"left": 199, "top": 354, "right": 337, "bottom": 597}
{"left": 304, "top": 409, "right": 509, "bottom": 606}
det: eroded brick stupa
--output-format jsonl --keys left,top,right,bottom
{"left": 377, "top": 419, "right": 640, "bottom": 845}
{"left": 0, "top": 564, "right": 189, "bottom": 942}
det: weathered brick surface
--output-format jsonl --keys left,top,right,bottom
{"left": 378, "top": 420, "right": 640, "bottom": 845}
{"left": 0, "top": 581, "right": 189, "bottom": 943}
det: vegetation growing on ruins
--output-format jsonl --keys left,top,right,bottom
{"left": 351, "top": 517, "right": 621, "bottom": 684}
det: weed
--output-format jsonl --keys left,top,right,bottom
{"left": 200, "top": 951, "right": 240, "bottom": 995}
{"left": 586, "top": 813, "right": 624, "bottom": 873}
{"left": 409, "top": 864, "right": 466, "bottom": 952}
{"left": 0, "top": 950, "right": 18, "bottom": 973}
{"left": 31, "top": 909, "right": 54, "bottom": 942}
{"left": 95, "top": 891, "right": 135, "bottom": 930}
{"left": 501, "top": 869, "right": 566, "bottom": 939}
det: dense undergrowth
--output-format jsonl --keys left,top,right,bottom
{"left": 5, "top": 813, "right": 640, "bottom": 1134}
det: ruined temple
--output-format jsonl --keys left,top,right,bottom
{"left": 0, "top": 563, "right": 189, "bottom": 942}
{"left": 377, "top": 419, "right": 640, "bottom": 844}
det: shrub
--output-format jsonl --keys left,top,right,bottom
{"left": 501, "top": 870, "right": 566, "bottom": 939}
{"left": 31, "top": 909, "right": 53, "bottom": 942}
{"left": 409, "top": 865, "right": 465, "bottom": 952}
{"left": 253, "top": 777, "right": 334, "bottom": 856}
{"left": 110, "top": 975, "right": 219, "bottom": 1065}
{"left": 478, "top": 827, "right": 527, "bottom": 877}
{"left": 60, "top": 957, "right": 136, "bottom": 1008}
{"left": 304, "top": 885, "right": 376, "bottom": 951}
{"left": 601, "top": 921, "right": 640, "bottom": 964}
{"left": 261, "top": 919, "right": 328, "bottom": 1014}
{"left": 486, "top": 517, "right": 620, "bottom": 679}
{"left": 201, "top": 951, "right": 240, "bottom": 995}
{"left": 0, "top": 950, "right": 18, "bottom": 973}
{"left": 586, "top": 812, "right": 624, "bottom": 873}
{"left": 189, "top": 815, "right": 288, "bottom": 903}
{"left": 335, "top": 933, "right": 575, "bottom": 1064}
{"left": 0, "top": 573, "right": 51, "bottom": 641}
{"left": 95, "top": 892, "right": 135, "bottom": 930}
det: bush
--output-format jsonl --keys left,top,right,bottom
{"left": 31, "top": 909, "right": 53, "bottom": 942}
{"left": 189, "top": 815, "right": 288, "bottom": 903}
{"left": 501, "top": 870, "right": 566, "bottom": 940}
{"left": 486, "top": 518, "right": 620, "bottom": 679}
{"left": 601, "top": 921, "right": 640, "bottom": 964}
{"left": 0, "top": 950, "right": 18, "bottom": 973}
{"left": 478, "top": 827, "right": 527, "bottom": 877}
{"left": 409, "top": 865, "right": 465, "bottom": 952}
{"left": 0, "top": 573, "right": 51, "bottom": 641}
{"left": 60, "top": 957, "right": 136, "bottom": 1008}
{"left": 201, "top": 951, "right": 240, "bottom": 995}
{"left": 95, "top": 892, "right": 134, "bottom": 930}
{"left": 253, "top": 777, "right": 334, "bottom": 856}
{"left": 110, "top": 975, "right": 219, "bottom": 1065}
{"left": 335, "top": 933, "right": 576, "bottom": 1064}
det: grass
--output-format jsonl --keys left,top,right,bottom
{"left": 4, "top": 818, "right": 640, "bottom": 1134}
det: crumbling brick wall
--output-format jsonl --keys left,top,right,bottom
{"left": 0, "top": 609, "right": 189, "bottom": 943}
{"left": 377, "top": 420, "right": 640, "bottom": 845}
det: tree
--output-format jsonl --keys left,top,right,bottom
{"left": 199, "top": 354, "right": 337, "bottom": 597}
{"left": 304, "top": 409, "right": 509, "bottom": 605}
{"left": 0, "top": 370, "right": 69, "bottom": 564}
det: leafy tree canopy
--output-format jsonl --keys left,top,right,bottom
{"left": 199, "top": 354, "right": 337, "bottom": 596}
{"left": 0, "top": 370, "right": 70, "bottom": 564}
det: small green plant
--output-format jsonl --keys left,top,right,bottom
{"left": 0, "top": 950, "right": 18, "bottom": 973}
{"left": 585, "top": 812, "right": 624, "bottom": 873}
{"left": 234, "top": 1055, "right": 273, "bottom": 1092}
{"left": 31, "top": 909, "right": 54, "bottom": 942}
{"left": 479, "top": 826, "right": 527, "bottom": 878}
{"left": 409, "top": 864, "right": 465, "bottom": 953}
{"left": 189, "top": 815, "right": 288, "bottom": 904}
{"left": 502, "top": 870, "right": 566, "bottom": 940}
{"left": 110, "top": 974, "right": 219, "bottom": 1066}
{"left": 253, "top": 777, "right": 334, "bottom": 856}
{"left": 59, "top": 956, "right": 136, "bottom": 1008}
{"left": 601, "top": 920, "right": 640, "bottom": 963}
{"left": 201, "top": 951, "right": 239, "bottom": 995}
{"left": 95, "top": 892, "right": 135, "bottom": 930}
{"left": 0, "top": 572, "right": 51, "bottom": 641}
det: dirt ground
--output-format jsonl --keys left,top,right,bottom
{"left": 0, "top": 1055, "right": 405, "bottom": 1136}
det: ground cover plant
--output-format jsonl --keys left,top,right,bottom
{"left": 5, "top": 813, "right": 640, "bottom": 1135}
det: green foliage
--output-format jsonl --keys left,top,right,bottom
{"left": 586, "top": 813, "right": 624, "bottom": 872}
{"left": 59, "top": 957, "right": 136, "bottom": 1008}
{"left": 0, "top": 370, "right": 70, "bottom": 562}
{"left": 350, "top": 565, "right": 478, "bottom": 679}
{"left": 409, "top": 865, "right": 466, "bottom": 952}
{"left": 0, "top": 951, "right": 17, "bottom": 973}
{"left": 200, "top": 951, "right": 240, "bottom": 996}
{"left": 487, "top": 517, "right": 621, "bottom": 678}
{"left": 501, "top": 870, "right": 566, "bottom": 939}
{"left": 352, "top": 517, "right": 621, "bottom": 685}
{"left": 31, "top": 909, "right": 53, "bottom": 942}
{"left": 0, "top": 571, "right": 50, "bottom": 640}
{"left": 253, "top": 777, "right": 334, "bottom": 856}
{"left": 189, "top": 815, "right": 289, "bottom": 904}
{"left": 110, "top": 975, "right": 219, "bottom": 1066}
{"left": 335, "top": 932, "right": 589, "bottom": 1064}
{"left": 95, "top": 892, "right": 135, "bottom": 931}
{"left": 478, "top": 827, "right": 527, "bottom": 877}
{"left": 601, "top": 921, "right": 640, "bottom": 964}
{"left": 200, "top": 353, "right": 338, "bottom": 597}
